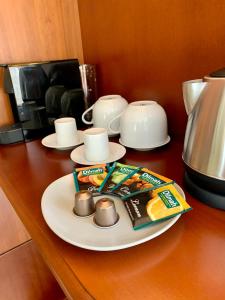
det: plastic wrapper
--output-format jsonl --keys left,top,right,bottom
{"left": 98, "top": 162, "right": 140, "bottom": 194}
{"left": 112, "top": 167, "right": 173, "bottom": 198}
{"left": 124, "top": 184, "right": 192, "bottom": 230}
{"left": 73, "top": 164, "right": 110, "bottom": 196}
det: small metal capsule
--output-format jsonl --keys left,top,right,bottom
{"left": 73, "top": 190, "right": 95, "bottom": 217}
{"left": 94, "top": 198, "right": 119, "bottom": 227}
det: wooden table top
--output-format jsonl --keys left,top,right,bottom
{"left": 0, "top": 137, "right": 225, "bottom": 300}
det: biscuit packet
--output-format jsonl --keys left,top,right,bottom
{"left": 124, "top": 184, "right": 192, "bottom": 230}
{"left": 73, "top": 164, "right": 110, "bottom": 196}
{"left": 112, "top": 167, "right": 173, "bottom": 198}
{"left": 98, "top": 162, "right": 141, "bottom": 194}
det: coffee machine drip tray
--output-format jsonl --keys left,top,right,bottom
{"left": 0, "top": 123, "right": 24, "bottom": 144}
{"left": 184, "top": 169, "right": 225, "bottom": 210}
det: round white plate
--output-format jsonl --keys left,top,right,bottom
{"left": 119, "top": 136, "right": 171, "bottom": 151}
{"left": 41, "top": 173, "right": 184, "bottom": 251}
{"left": 70, "top": 142, "right": 126, "bottom": 165}
{"left": 41, "top": 131, "right": 84, "bottom": 150}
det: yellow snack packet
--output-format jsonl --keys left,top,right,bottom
{"left": 124, "top": 184, "right": 192, "bottom": 230}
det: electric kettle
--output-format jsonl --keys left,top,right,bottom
{"left": 183, "top": 67, "right": 225, "bottom": 209}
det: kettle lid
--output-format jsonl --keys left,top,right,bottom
{"left": 209, "top": 67, "right": 225, "bottom": 77}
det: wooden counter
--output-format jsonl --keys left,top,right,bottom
{"left": 0, "top": 138, "right": 225, "bottom": 300}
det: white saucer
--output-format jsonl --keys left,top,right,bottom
{"left": 119, "top": 136, "right": 171, "bottom": 151}
{"left": 70, "top": 142, "right": 126, "bottom": 165}
{"left": 41, "top": 131, "right": 84, "bottom": 150}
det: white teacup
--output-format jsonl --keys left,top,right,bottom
{"left": 82, "top": 95, "right": 128, "bottom": 135}
{"left": 54, "top": 117, "right": 78, "bottom": 146}
{"left": 84, "top": 128, "right": 109, "bottom": 162}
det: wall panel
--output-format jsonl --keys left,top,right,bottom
{"left": 0, "top": 0, "right": 83, "bottom": 64}
{"left": 78, "top": 0, "right": 225, "bottom": 136}
{"left": 0, "top": 0, "right": 83, "bottom": 125}
{"left": 0, "top": 188, "right": 30, "bottom": 254}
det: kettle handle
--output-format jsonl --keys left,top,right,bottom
{"left": 182, "top": 80, "right": 206, "bottom": 115}
{"left": 108, "top": 112, "right": 123, "bottom": 135}
{"left": 82, "top": 105, "right": 94, "bottom": 125}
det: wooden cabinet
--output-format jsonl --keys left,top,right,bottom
{"left": 0, "top": 241, "right": 66, "bottom": 300}
{"left": 0, "top": 188, "right": 66, "bottom": 300}
{"left": 0, "top": 188, "right": 30, "bottom": 254}
{"left": 0, "top": 69, "right": 14, "bottom": 126}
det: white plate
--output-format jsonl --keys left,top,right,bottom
{"left": 41, "top": 131, "right": 84, "bottom": 150}
{"left": 41, "top": 173, "right": 184, "bottom": 251}
{"left": 119, "top": 136, "right": 171, "bottom": 151}
{"left": 70, "top": 142, "right": 126, "bottom": 165}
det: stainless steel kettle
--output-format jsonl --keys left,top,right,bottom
{"left": 183, "top": 68, "right": 225, "bottom": 209}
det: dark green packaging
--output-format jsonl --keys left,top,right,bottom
{"left": 124, "top": 184, "right": 192, "bottom": 230}
{"left": 112, "top": 167, "right": 173, "bottom": 199}
{"left": 73, "top": 164, "right": 110, "bottom": 196}
{"left": 98, "top": 162, "right": 140, "bottom": 194}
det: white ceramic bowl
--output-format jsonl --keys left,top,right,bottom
{"left": 109, "top": 100, "right": 169, "bottom": 150}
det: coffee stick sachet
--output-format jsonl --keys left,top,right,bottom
{"left": 124, "top": 184, "right": 192, "bottom": 230}
{"left": 98, "top": 162, "right": 141, "bottom": 194}
{"left": 73, "top": 164, "right": 110, "bottom": 196}
{"left": 112, "top": 167, "right": 173, "bottom": 199}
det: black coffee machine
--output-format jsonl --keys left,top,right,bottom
{"left": 0, "top": 59, "right": 87, "bottom": 144}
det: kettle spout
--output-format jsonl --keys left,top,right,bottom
{"left": 182, "top": 79, "right": 207, "bottom": 114}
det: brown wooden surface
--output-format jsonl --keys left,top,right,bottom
{"left": 0, "top": 240, "right": 66, "bottom": 300}
{"left": 0, "top": 68, "right": 14, "bottom": 126}
{"left": 78, "top": 0, "right": 225, "bottom": 137}
{"left": 0, "top": 187, "right": 30, "bottom": 254}
{"left": 0, "top": 138, "right": 225, "bottom": 299}
{"left": 0, "top": 0, "right": 83, "bottom": 64}
{"left": 0, "top": 0, "right": 83, "bottom": 125}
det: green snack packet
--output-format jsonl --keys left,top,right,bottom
{"left": 73, "top": 164, "right": 110, "bottom": 196}
{"left": 98, "top": 162, "right": 140, "bottom": 194}
{"left": 112, "top": 167, "right": 174, "bottom": 199}
{"left": 124, "top": 184, "right": 192, "bottom": 230}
